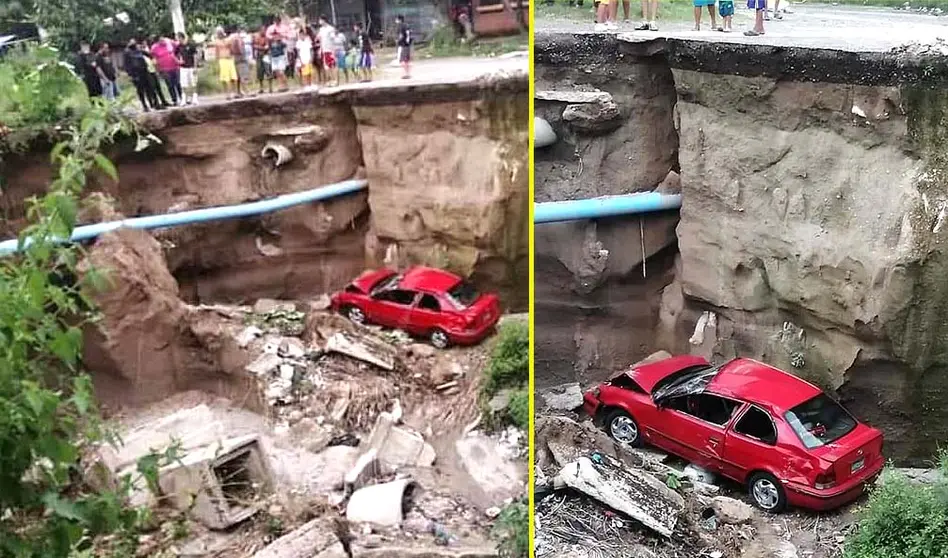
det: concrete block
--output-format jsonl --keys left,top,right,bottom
{"left": 365, "top": 413, "right": 436, "bottom": 469}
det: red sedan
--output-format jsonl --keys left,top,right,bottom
{"left": 583, "top": 355, "right": 884, "bottom": 513}
{"left": 330, "top": 266, "right": 501, "bottom": 348}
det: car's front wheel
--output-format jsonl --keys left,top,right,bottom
{"left": 342, "top": 305, "right": 366, "bottom": 325}
{"left": 748, "top": 472, "right": 787, "bottom": 513}
{"left": 605, "top": 409, "right": 642, "bottom": 447}
{"left": 429, "top": 328, "right": 450, "bottom": 349}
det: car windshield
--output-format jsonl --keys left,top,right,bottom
{"left": 446, "top": 280, "right": 479, "bottom": 309}
{"left": 370, "top": 273, "right": 401, "bottom": 295}
{"left": 652, "top": 364, "right": 722, "bottom": 404}
{"left": 785, "top": 394, "right": 858, "bottom": 449}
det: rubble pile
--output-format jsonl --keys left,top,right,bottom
{"left": 534, "top": 415, "right": 782, "bottom": 558}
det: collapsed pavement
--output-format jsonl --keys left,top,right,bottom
{"left": 78, "top": 229, "right": 527, "bottom": 557}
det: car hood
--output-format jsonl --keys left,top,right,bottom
{"left": 620, "top": 354, "right": 711, "bottom": 394}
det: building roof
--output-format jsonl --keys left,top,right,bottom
{"left": 708, "top": 358, "right": 822, "bottom": 414}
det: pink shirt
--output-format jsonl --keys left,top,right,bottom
{"left": 150, "top": 39, "right": 179, "bottom": 72}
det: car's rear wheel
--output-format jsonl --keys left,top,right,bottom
{"left": 605, "top": 409, "right": 642, "bottom": 447}
{"left": 429, "top": 328, "right": 450, "bottom": 349}
{"left": 343, "top": 305, "right": 366, "bottom": 325}
{"left": 748, "top": 472, "right": 787, "bottom": 513}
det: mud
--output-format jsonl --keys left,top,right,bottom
{"left": 535, "top": 33, "right": 948, "bottom": 464}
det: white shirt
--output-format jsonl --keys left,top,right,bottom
{"left": 297, "top": 37, "right": 313, "bottom": 64}
{"left": 317, "top": 24, "right": 336, "bottom": 54}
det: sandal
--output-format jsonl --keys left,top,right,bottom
{"left": 744, "top": 29, "right": 762, "bottom": 36}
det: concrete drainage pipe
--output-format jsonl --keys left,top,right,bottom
{"left": 346, "top": 478, "right": 417, "bottom": 526}
{"left": 535, "top": 117, "right": 557, "bottom": 148}
{"left": 261, "top": 142, "right": 294, "bottom": 167}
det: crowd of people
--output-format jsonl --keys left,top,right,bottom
{"left": 75, "top": 13, "right": 415, "bottom": 111}
{"left": 592, "top": 0, "right": 785, "bottom": 35}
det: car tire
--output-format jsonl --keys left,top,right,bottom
{"left": 748, "top": 472, "right": 787, "bottom": 513}
{"left": 604, "top": 409, "right": 642, "bottom": 447}
{"left": 429, "top": 328, "right": 450, "bottom": 349}
{"left": 342, "top": 305, "right": 366, "bottom": 325}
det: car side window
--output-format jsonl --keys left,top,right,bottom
{"left": 418, "top": 294, "right": 440, "bottom": 312}
{"left": 734, "top": 406, "right": 778, "bottom": 445}
{"left": 376, "top": 289, "right": 416, "bottom": 305}
{"left": 669, "top": 394, "right": 740, "bottom": 427}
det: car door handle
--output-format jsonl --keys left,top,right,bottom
{"left": 708, "top": 437, "right": 721, "bottom": 446}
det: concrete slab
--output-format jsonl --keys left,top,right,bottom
{"left": 365, "top": 413, "right": 437, "bottom": 469}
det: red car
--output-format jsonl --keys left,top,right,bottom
{"left": 330, "top": 266, "right": 501, "bottom": 348}
{"left": 583, "top": 355, "right": 884, "bottom": 513}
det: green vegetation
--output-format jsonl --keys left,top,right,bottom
{"left": 492, "top": 499, "right": 529, "bottom": 558}
{"left": 845, "top": 450, "right": 948, "bottom": 558}
{"left": 481, "top": 320, "right": 529, "bottom": 431}
{"left": 506, "top": 387, "right": 529, "bottom": 430}
{"left": 423, "top": 25, "right": 528, "bottom": 58}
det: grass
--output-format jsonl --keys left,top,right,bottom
{"left": 492, "top": 500, "right": 529, "bottom": 558}
{"left": 421, "top": 25, "right": 529, "bottom": 58}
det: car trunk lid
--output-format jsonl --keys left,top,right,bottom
{"left": 461, "top": 293, "right": 501, "bottom": 328}
{"left": 813, "top": 424, "right": 884, "bottom": 483}
{"left": 352, "top": 268, "right": 396, "bottom": 293}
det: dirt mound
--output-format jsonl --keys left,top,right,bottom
{"left": 80, "top": 229, "right": 262, "bottom": 414}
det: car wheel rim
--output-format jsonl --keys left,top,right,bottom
{"left": 753, "top": 479, "right": 780, "bottom": 510}
{"left": 610, "top": 416, "right": 638, "bottom": 444}
{"left": 431, "top": 331, "right": 448, "bottom": 349}
{"left": 348, "top": 307, "right": 365, "bottom": 324}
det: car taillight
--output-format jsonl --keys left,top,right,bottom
{"left": 814, "top": 471, "right": 836, "bottom": 490}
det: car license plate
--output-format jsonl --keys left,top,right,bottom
{"left": 851, "top": 457, "right": 865, "bottom": 474}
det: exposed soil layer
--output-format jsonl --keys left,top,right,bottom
{"left": 2, "top": 75, "right": 529, "bottom": 311}
{"left": 535, "top": 33, "right": 948, "bottom": 465}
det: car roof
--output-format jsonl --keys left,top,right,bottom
{"left": 398, "top": 266, "right": 461, "bottom": 293}
{"left": 707, "top": 358, "right": 822, "bottom": 414}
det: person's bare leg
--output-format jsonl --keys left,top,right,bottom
{"left": 650, "top": 0, "right": 659, "bottom": 27}
{"left": 709, "top": 5, "right": 717, "bottom": 28}
{"left": 634, "top": 0, "right": 649, "bottom": 28}
{"left": 610, "top": 1, "right": 618, "bottom": 21}
{"left": 597, "top": 1, "right": 609, "bottom": 22}
{"left": 693, "top": 6, "right": 700, "bottom": 30}
{"left": 622, "top": 0, "right": 630, "bottom": 19}
{"left": 757, "top": 9, "right": 764, "bottom": 31}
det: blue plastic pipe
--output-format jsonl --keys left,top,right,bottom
{"left": 0, "top": 179, "right": 368, "bottom": 256}
{"left": 534, "top": 192, "right": 682, "bottom": 224}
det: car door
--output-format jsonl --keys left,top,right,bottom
{"left": 368, "top": 289, "right": 416, "bottom": 329}
{"left": 721, "top": 404, "right": 783, "bottom": 483}
{"left": 407, "top": 292, "right": 444, "bottom": 336}
{"left": 652, "top": 394, "right": 738, "bottom": 472}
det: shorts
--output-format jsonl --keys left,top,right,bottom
{"left": 271, "top": 54, "right": 287, "bottom": 73}
{"left": 300, "top": 62, "right": 313, "bottom": 76}
{"left": 693, "top": 0, "right": 714, "bottom": 6}
{"left": 336, "top": 49, "right": 347, "bottom": 70}
{"left": 180, "top": 67, "right": 196, "bottom": 88}
{"left": 747, "top": 0, "right": 765, "bottom": 9}
{"left": 719, "top": 0, "right": 734, "bottom": 15}
{"left": 218, "top": 58, "right": 237, "bottom": 82}
{"left": 322, "top": 51, "right": 336, "bottom": 69}
{"left": 398, "top": 46, "right": 411, "bottom": 63}
{"left": 236, "top": 60, "right": 251, "bottom": 82}
{"left": 256, "top": 54, "right": 272, "bottom": 80}
{"left": 359, "top": 51, "right": 373, "bottom": 69}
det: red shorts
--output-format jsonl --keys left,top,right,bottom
{"left": 322, "top": 52, "right": 336, "bottom": 69}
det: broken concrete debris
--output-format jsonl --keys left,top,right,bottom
{"left": 455, "top": 429, "right": 526, "bottom": 505}
{"left": 346, "top": 478, "right": 417, "bottom": 526}
{"left": 555, "top": 454, "right": 684, "bottom": 537}
{"left": 365, "top": 412, "right": 437, "bottom": 469}
{"left": 709, "top": 496, "right": 754, "bottom": 525}
{"left": 326, "top": 331, "right": 396, "bottom": 371}
{"left": 540, "top": 382, "right": 583, "bottom": 411}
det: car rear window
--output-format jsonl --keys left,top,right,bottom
{"left": 447, "top": 280, "right": 479, "bottom": 309}
{"left": 785, "top": 394, "right": 858, "bottom": 449}
{"left": 652, "top": 364, "right": 719, "bottom": 401}
{"left": 371, "top": 274, "right": 400, "bottom": 294}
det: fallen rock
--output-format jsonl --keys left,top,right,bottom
{"left": 710, "top": 495, "right": 754, "bottom": 525}
{"left": 308, "top": 294, "right": 332, "bottom": 311}
{"left": 236, "top": 325, "right": 264, "bottom": 348}
{"left": 555, "top": 454, "right": 685, "bottom": 537}
{"left": 535, "top": 415, "right": 643, "bottom": 471}
{"left": 346, "top": 478, "right": 417, "bottom": 526}
{"left": 407, "top": 343, "right": 438, "bottom": 359}
{"left": 541, "top": 383, "right": 583, "bottom": 411}
{"left": 631, "top": 350, "right": 673, "bottom": 368}
{"left": 562, "top": 99, "right": 622, "bottom": 135}
{"left": 654, "top": 170, "right": 681, "bottom": 195}
{"left": 455, "top": 432, "right": 526, "bottom": 504}
{"left": 253, "top": 518, "right": 338, "bottom": 558}
{"left": 254, "top": 299, "right": 298, "bottom": 314}
{"left": 278, "top": 337, "right": 307, "bottom": 358}
{"left": 325, "top": 332, "right": 396, "bottom": 371}
{"left": 488, "top": 389, "right": 514, "bottom": 413}
{"left": 247, "top": 353, "right": 283, "bottom": 376}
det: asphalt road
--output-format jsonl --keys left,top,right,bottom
{"left": 536, "top": 3, "right": 948, "bottom": 53}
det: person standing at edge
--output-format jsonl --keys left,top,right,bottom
{"left": 253, "top": 24, "right": 273, "bottom": 94}
{"left": 77, "top": 42, "right": 103, "bottom": 99}
{"left": 634, "top": 0, "right": 659, "bottom": 30}
{"left": 124, "top": 40, "right": 158, "bottom": 110}
{"left": 215, "top": 28, "right": 238, "bottom": 99}
{"left": 267, "top": 24, "right": 290, "bottom": 92}
{"left": 745, "top": 0, "right": 766, "bottom": 35}
{"left": 317, "top": 16, "right": 338, "bottom": 86}
{"left": 230, "top": 26, "right": 250, "bottom": 97}
{"left": 693, "top": 0, "right": 717, "bottom": 30}
{"left": 353, "top": 22, "right": 373, "bottom": 82}
{"left": 176, "top": 33, "right": 199, "bottom": 104}
{"left": 151, "top": 35, "right": 182, "bottom": 106}
{"left": 96, "top": 42, "right": 119, "bottom": 100}
{"left": 594, "top": 0, "right": 617, "bottom": 30}
{"left": 395, "top": 15, "right": 412, "bottom": 79}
